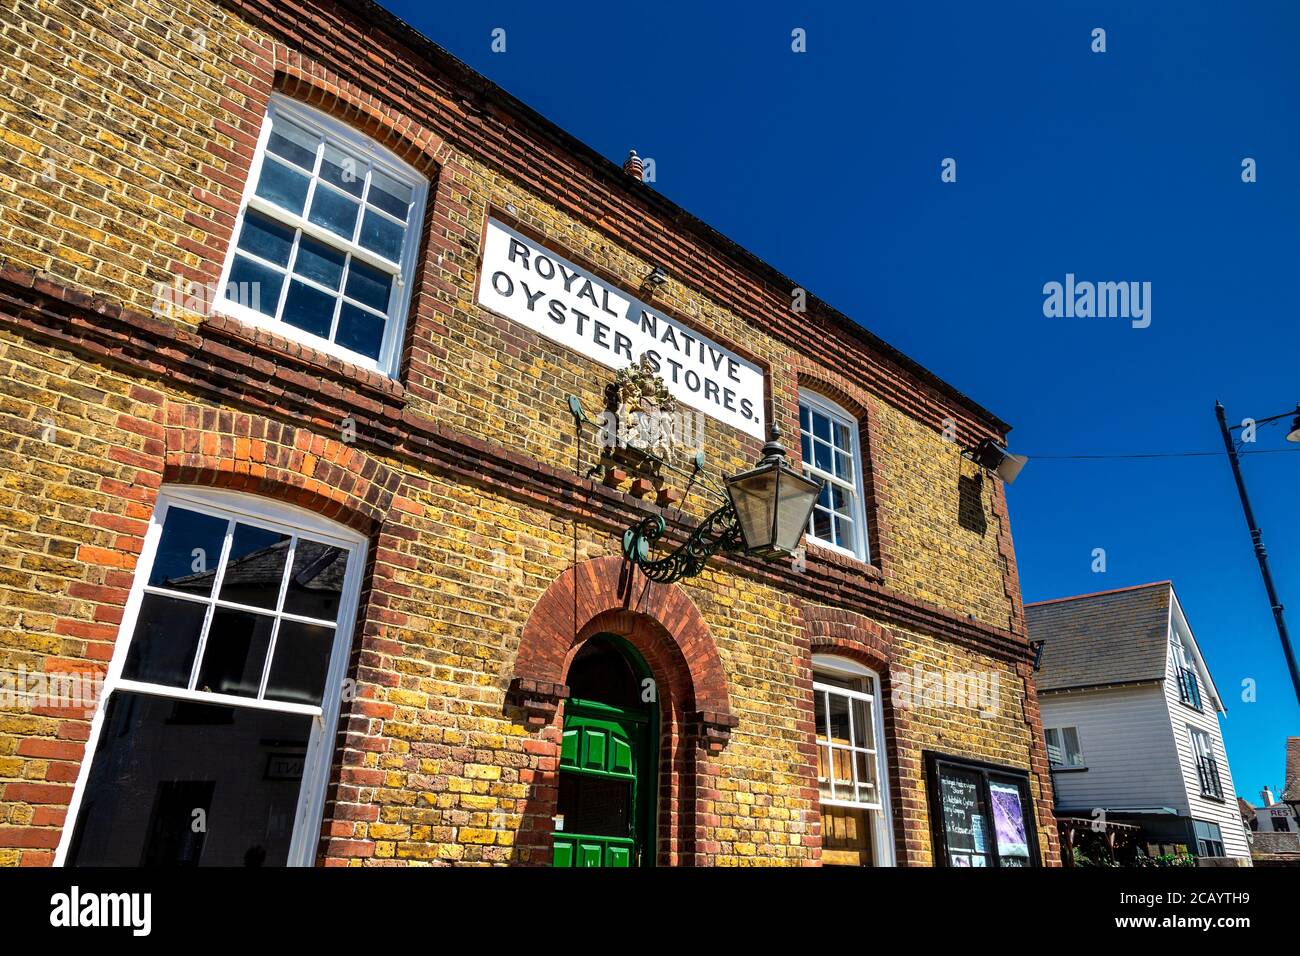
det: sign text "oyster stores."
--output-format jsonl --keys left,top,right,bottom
{"left": 477, "top": 218, "right": 766, "bottom": 439}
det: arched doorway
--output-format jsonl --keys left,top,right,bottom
{"left": 552, "top": 635, "right": 658, "bottom": 867}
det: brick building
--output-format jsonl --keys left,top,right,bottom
{"left": 0, "top": 0, "right": 1058, "bottom": 866}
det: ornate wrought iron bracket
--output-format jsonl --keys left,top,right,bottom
{"left": 621, "top": 503, "right": 744, "bottom": 584}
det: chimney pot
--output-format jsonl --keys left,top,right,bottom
{"left": 1262, "top": 786, "right": 1275, "bottom": 806}
{"left": 623, "top": 150, "right": 644, "bottom": 181}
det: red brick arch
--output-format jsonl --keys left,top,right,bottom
{"left": 161, "top": 401, "right": 401, "bottom": 533}
{"left": 511, "top": 555, "right": 735, "bottom": 866}
{"left": 511, "top": 555, "right": 732, "bottom": 723}
{"left": 274, "top": 68, "right": 452, "bottom": 176}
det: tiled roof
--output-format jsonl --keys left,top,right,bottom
{"left": 1025, "top": 582, "right": 1171, "bottom": 692}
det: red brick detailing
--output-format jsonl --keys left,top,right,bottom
{"left": 162, "top": 400, "right": 401, "bottom": 532}
{"left": 274, "top": 70, "right": 451, "bottom": 175}
{"left": 1018, "top": 660, "right": 1062, "bottom": 867}
{"left": 511, "top": 555, "right": 735, "bottom": 866}
{"left": 800, "top": 603, "right": 915, "bottom": 866}
{"left": 990, "top": 479, "right": 1027, "bottom": 638}
{"left": 512, "top": 556, "right": 731, "bottom": 717}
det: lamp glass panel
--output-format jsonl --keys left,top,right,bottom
{"left": 726, "top": 467, "right": 778, "bottom": 549}
{"left": 774, "top": 468, "right": 823, "bottom": 552}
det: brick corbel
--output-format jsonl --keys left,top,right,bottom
{"left": 685, "top": 710, "right": 740, "bottom": 753}
{"left": 507, "top": 678, "right": 569, "bottom": 727}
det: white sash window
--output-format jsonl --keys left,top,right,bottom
{"left": 214, "top": 95, "right": 427, "bottom": 375}
{"left": 813, "top": 655, "right": 894, "bottom": 866}
{"left": 57, "top": 487, "right": 366, "bottom": 867}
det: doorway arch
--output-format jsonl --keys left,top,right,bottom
{"left": 509, "top": 556, "right": 736, "bottom": 866}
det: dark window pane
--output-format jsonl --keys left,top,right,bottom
{"left": 225, "top": 256, "right": 283, "bottom": 317}
{"left": 218, "top": 524, "right": 291, "bottom": 609}
{"left": 140, "top": 780, "right": 215, "bottom": 865}
{"left": 335, "top": 303, "right": 384, "bottom": 361}
{"left": 65, "top": 691, "right": 310, "bottom": 867}
{"left": 344, "top": 259, "right": 392, "bottom": 312}
{"left": 812, "top": 410, "right": 831, "bottom": 442}
{"left": 196, "top": 608, "right": 275, "bottom": 698}
{"left": 265, "top": 621, "right": 334, "bottom": 706}
{"left": 557, "top": 774, "right": 632, "bottom": 838}
{"left": 266, "top": 117, "right": 318, "bottom": 171}
{"left": 814, "top": 441, "right": 832, "bottom": 473}
{"left": 368, "top": 169, "right": 412, "bottom": 220}
{"left": 281, "top": 280, "right": 336, "bottom": 339}
{"left": 813, "top": 508, "right": 832, "bottom": 540}
{"left": 121, "top": 594, "right": 208, "bottom": 687}
{"left": 282, "top": 540, "right": 349, "bottom": 619}
{"left": 235, "top": 209, "right": 295, "bottom": 267}
{"left": 254, "top": 158, "right": 310, "bottom": 216}
{"left": 148, "top": 507, "right": 228, "bottom": 595}
{"left": 307, "top": 186, "right": 359, "bottom": 241}
{"left": 292, "top": 236, "right": 345, "bottom": 290}
{"left": 320, "top": 144, "right": 365, "bottom": 197}
{"left": 358, "top": 209, "right": 404, "bottom": 261}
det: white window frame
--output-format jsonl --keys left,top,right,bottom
{"left": 812, "top": 654, "right": 894, "bottom": 866}
{"left": 1188, "top": 726, "right": 1213, "bottom": 763}
{"left": 1045, "top": 725, "right": 1085, "bottom": 768}
{"left": 55, "top": 485, "right": 368, "bottom": 867}
{"left": 212, "top": 94, "right": 427, "bottom": 377}
{"left": 798, "top": 390, "right": 870, "bottom": 562}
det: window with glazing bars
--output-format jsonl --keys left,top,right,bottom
{"left": 798, "top": 393, "right": 868, "bottom": 560}
{"left": 1189, "top": 727, "right": 1223, "bottom": 799}
{"left": 216, "top": 96, "right": 427, "bottom": 373}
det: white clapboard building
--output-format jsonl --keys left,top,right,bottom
{"left": 1026, "top": 582, "right": 1250, "bottom": 864}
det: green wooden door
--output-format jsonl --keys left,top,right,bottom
{"left": 552, "top": 637, "right": 657, "bottom": 867}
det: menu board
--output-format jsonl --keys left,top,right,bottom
{"left": 938, "top": 769, "right": 989, "bottom": 867}
{"left": 931, "top": 756, "right": 1035, "bottom": 867}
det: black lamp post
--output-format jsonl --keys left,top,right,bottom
{"left": 1214, "top": 401, "right": 1300, "bottom": 705}
{"left": 621, "top": 424, "right": 823, "bottom": 584}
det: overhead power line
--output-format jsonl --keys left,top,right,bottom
{"left": 1030, "top": 447, "right": 1300, "bottom": 461}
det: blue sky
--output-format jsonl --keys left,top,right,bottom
{"left": 382, "top": 0, "right": 1300, "bottom": 800}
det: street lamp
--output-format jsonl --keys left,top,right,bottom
{"left": 1287, "top": 415, "right": 1300, "bottom": 444}
{"left": 619, "top": 424, "right": 823, "bottom": 584}
{"left": 1215, "top": 401, "right": 1300, "bottom": 705}
{"left": 723, "top": 430, "right": 824, "bottom": 559}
